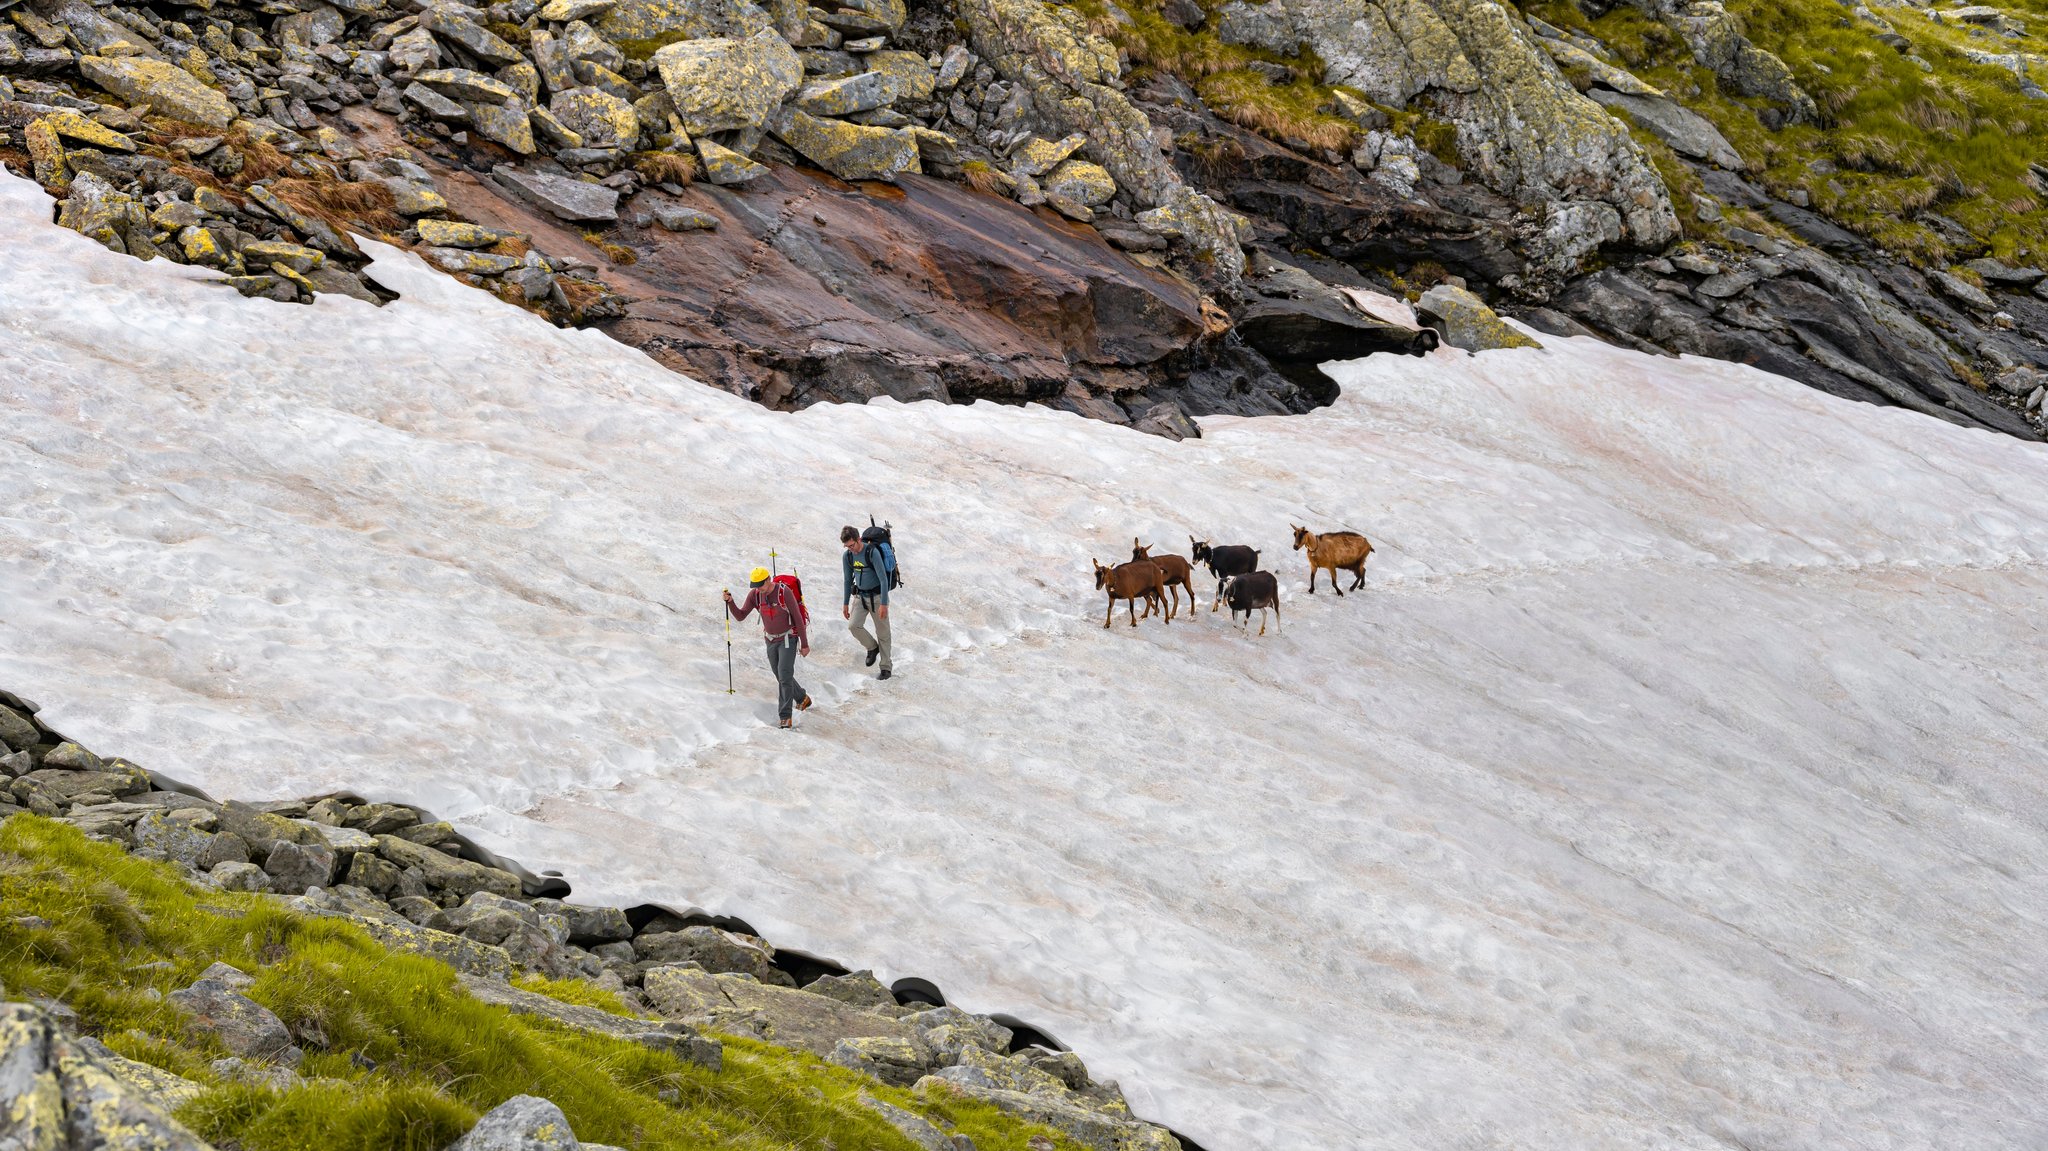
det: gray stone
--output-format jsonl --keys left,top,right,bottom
{"left": 40, "top": 741, "right": 104, "bottom": 772}
{"left": 417, "top": 67, "right": 519, "bottom": 104}
{"left": 1415, "top": 284, "right": 1544, "bottom": 352}
{"left": 346, "top": 851, "right": 404, "bottom": 893}
{"left": 421, "top": 4, "right": 525, "bottom": 67}
{"left": 404, "top": 80, "right": 471, "bottom": 121}
{"left": 1588, "top": 89, "right": 1745, "bottom": 171}
{"left": 645, "top": 965, "right": 918, "bottom": 1056}
{"left": 1963, "top": 257, "right": 2046, "bottom": 287}
{"left": 262, "top": 840, "right": 337, "bottom": 893}
{"left": 633, "top": 925, "right": 775, "bottom": 978}
{"left": 199, "top": 831, "right": 251, "bottom": 870}
{"left": 0, "top": 1003, "right": 214, "bottom": 1151}
{"left": 562, "top": 904, "right": 633, "bottom": 943}
{"left": 794, "top": 72, "right": 890, "bottom": 116}
{"left": 856, "top": 1092, "right": 954, "bottom": 1151}
{"left": 492, "top": 165, "right": 622, "bottom": 222}
{"left": 653, "top": 29, "right": 803, "bottom": 135}
{"left": 0, "top": 706, "right": 37, "bottom": 751}
{"left": 341, "top": 802, "right": 420, "bottom": 834}
{"left": 1671, "top": 253, "right": 1722, "bottom": 276}
{"left": 1932, "top": 270, "right": 1996, "bottom": 311}
{"left": 828, "top": 1035, "right": 930, "bottom": 1086}
{"left": 377, "top": 833, "right": 522, "bottom": 899}
{"left": 450, "top": 1094, "right": 579, "bottom": 1150}
{"left": 655, "top": 206, "right": 717, "bottom": 231}
{"left": 132, "top": 812, "right": 217, "bottom": 869}
{"left": 1696, "top": 268, "right": 1761, "bottom": 299}
{"left": 805, "top": 969, "right": 896, "bottom": 1009}
{"left": 166, "top": 979, "right": 301, "bottom": 1065}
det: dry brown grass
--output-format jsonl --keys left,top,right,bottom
{"left": 270, "top": 177, "right": 405, "bottom": 235}
{"left": 581, "top": 229, "right": 637, "bottom": 265}
{"left": 557, "top": 276, "right": 610, "bottom": 315}
{"left": 960, "top": 160, "right": 1010, "bottom": 197}
{"left": 489, "top": 235, "right": 533, "bottom": 259}
{"left": 632, "top": 151, "right": 698, "bottom": 186}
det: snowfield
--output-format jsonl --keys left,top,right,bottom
{"left": 5, "top": 168, "right": 2048, "bottom": 1150}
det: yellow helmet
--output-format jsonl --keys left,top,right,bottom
{"left": 749, "top": 567, "right": 771, "bottom": 585}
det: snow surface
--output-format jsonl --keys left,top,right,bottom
{"left": 5, "top": 169, "right": 2048, "bottom": 1150}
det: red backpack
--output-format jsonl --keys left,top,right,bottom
{"left": 773, "top": 573, "right": 809, "bottom": 624}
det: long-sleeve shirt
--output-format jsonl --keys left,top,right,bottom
{"left": 728, "top": 582, "right": 808, "bottom": 644}
{"left": 842, "top": 545, "right": 890, "bottom": 606}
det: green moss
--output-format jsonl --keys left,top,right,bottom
{"left": 1072, "top": 0, "right": 1362, "bottom": 152}
{"left": 1518, "top": 0, "right": 2048, "bottom": 265}
{"left": 0, "top": 816, "right": 1088, "bottom": 1151}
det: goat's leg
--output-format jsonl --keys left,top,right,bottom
{"left": 1307, "top": 566, "right": 1317, "bottom": 595}
{"left": 1351, "top": 564, "right": 1366, "bottom": 590}
{"left": 1129, "top": 594, "right": 1139, "bottom": 627}
{"left": 1333, "top": 564, "right": 1344, "bottom": 597}
{"left": 1212, "top": 578, "right": 1223, "bottom": 611}
{"left": 1104, "top": 595, "right": 1113, "bottom": 629}
{"left": 1258, "top": 608, "right": 1267, "bottom": 637}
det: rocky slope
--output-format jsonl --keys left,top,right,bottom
{"left": 2, "top": 0, "right": 2044, "bottom": 438}
{"left": 0, "top": 685, "right": 1196, "bottom": 1151}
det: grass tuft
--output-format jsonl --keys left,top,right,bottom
{"left": 634, "top": 151, "right": 700, "bottom": 186}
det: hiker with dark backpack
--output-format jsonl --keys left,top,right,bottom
{"left": 841, "top": 520, "right": 898, "bottom": 681}
{"left": 724, "top": 566, "right": 812, "bottom": 729}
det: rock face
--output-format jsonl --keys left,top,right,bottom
{"left": 588, "top": 164, "right": 1308, "bottom": 422}
{"left": 1215, "top": 0, "right": 1678, "bottom": 271}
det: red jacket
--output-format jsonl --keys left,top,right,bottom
{"left": 728, "top": 582, "right": 808, "bottom": 645}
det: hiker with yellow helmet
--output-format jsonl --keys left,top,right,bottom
{"left": 724, "top": 566, "right": 812, "bottom": 730}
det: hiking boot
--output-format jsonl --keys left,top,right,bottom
{"left": 878, "top": 668, "right": 892, "bottom": 681}
{"left": 865, "top": 646, "right": 880, "bottom": 667}
{"left": 797, "top": 693, "right": 813, "bottom": 711}
{"left": 778, "top": 717, "right": 794, "bottom": 729}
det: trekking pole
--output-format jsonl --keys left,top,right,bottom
{"left": 769, "top": 548, "right": 780, "bottom": 579}
{"left": 722, "top": 591, "right": 734, "bottom": 694}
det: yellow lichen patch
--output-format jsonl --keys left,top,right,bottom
{"left": 40, "top": 110, "right": 138, "bottom": 153}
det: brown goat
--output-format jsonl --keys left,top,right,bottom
{"left": 1291, "top": 525, "right": 1373, "bottom": 595}
{"left": 1132, "top": 540, "right": 1197, "bottom": 620}
{"left": 1093, "top": 558, "right": 1168, "bottom": 628}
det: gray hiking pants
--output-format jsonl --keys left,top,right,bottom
{"left": 849, "top": 595, "right": 892, "bottom": 672}
{"left": 764, "top": 635, "right": 807, "bottom": 721}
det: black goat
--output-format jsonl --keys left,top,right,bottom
{"left": 1190, "top": 537, "right": 1259, "bottom": 612}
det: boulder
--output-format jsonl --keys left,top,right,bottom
{"left": 0, "top": 706, "right": 37, "bottom": 751}
{"left": 653, "top": 30, "right": 803, "bottom": 136}
{"left": 78, "top": 55, "right": 235, "bottom": 128}
{"left": 418, "top": 67, "right": 519, "bottom": 104}
{"left": 769, "top": 108, "right": 919, "bottom": 181}
{"left": 418, "top": 219, "right": 515, "bottom": 248}
{"left": 450, "top": 1095, "right": 579, "bottom": 1151}
{"left": 21, "top": 765, "right": 151, "bottom": 801}
{"left": 210, "top": 860, "right": 269, "bottom": 891}
{"left": 915, "top": 1078, "right": 1179, "bottom": 1151}
{"left": 262, "top": 840, "right": 338, "bottom": 893}
{"left": 348, "top": 916, "right": 515, "bottom": 978}
{"left": 827, "top": 1035, "right": 930, "bottom": 1086}
{"left": 1415, "top": 284, "right": 1544, "bottom": 352}
{"left": 166, "top": 978, "right": 301, "bottom": 1065}
{"left": 596, "top": 0, "right": 773, "bottom": 43}
{"left": 377, "top": 833, "right": 524, "bottom": 898}
{"left": 40, "top": 741, "right": 103, "bottom": 772}
{"left": 1042, "top": 160, "right": 1114, "bottom": 208}
{"left": 0, "top": 1003, "right": 214, "bottom": 1151}
{"left": 644, "top": 966, "right": 921, "bottom": 1056}
{"left": 468, "top": 98, "right": 539, "bottom": 155}
{"left": 550, "top": 87, "right": 641, "bottom": 150}
{"left": 341, "top": 802, "right": 420, "bottom": 834}
{"left": 866, "top": 50, "right": 935, "bottom": 103}
{"left": 559, "top": 903, "right": 632, "bottom": 943}
{"left": 655, "top": 206, "right": 718, "bottom": 231}
{"left": 492, "top": 165, "right": 622, "bottom": 222}
{"left": 217, "top": 800, "right": 325, "bottom": 860}
{"left": 695, "top": 137, "right": 768, "bottom": 184}
{"left": 633, "top": 925, "right": 776, "bottom": 977}
{"left": 794, "top": 72, "right": 890, "bottom": 116}
{"left": 420, "top": 4, "right": 525, "bottom": 67}
{"left": 804, "top": 969, "right": 896, "bottom": 1009}
{"left": 132, "top": 811, "right": 218, "bottom": 869}
{"left": 55, "top": 173, "right": 153, "bottom": 257}
{"left": 1931, "top": 270, "right": 1996, "bottom": 312}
